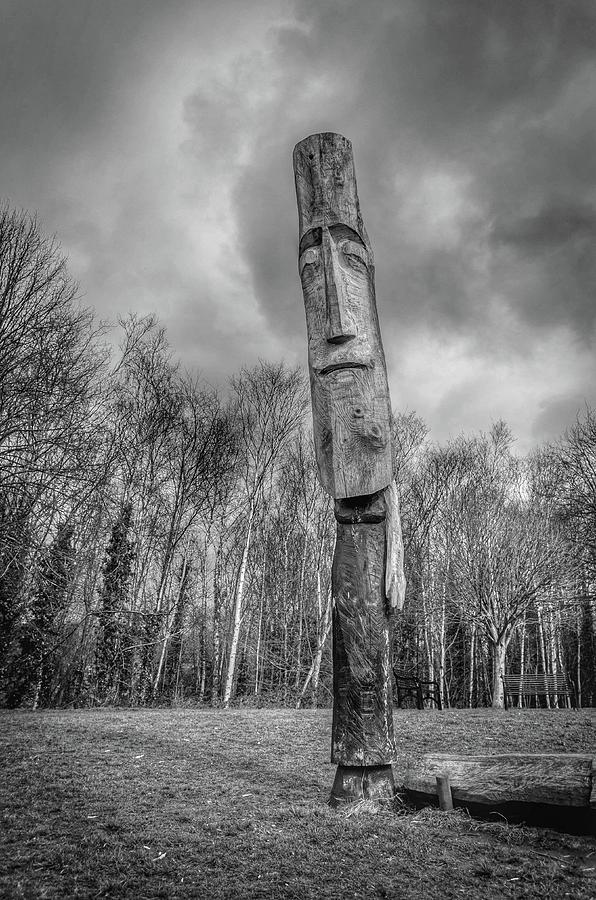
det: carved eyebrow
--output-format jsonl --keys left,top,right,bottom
{"left": 328, "top": 223, "right": 366, "bottom": 247}
{"left": 298, "top": 224, "right": 367, "bottom": 258}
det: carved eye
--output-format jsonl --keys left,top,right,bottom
{"left": 340, "top": 240, "right": 368, "bottom": 268}
{"left": 299, "top": 247, "right": 319, "bottom": 273}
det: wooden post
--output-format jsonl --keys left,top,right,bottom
{"left": 436, "top": 774, "right": 453, "bottom": 811}
{"left": 293, "top": 133, "right": 405, "bottom": 805}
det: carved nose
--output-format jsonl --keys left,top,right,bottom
{"left": 323, "top": 229, "right": 356, "bottom": 344}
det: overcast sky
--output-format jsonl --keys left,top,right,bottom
{"left": 2, "top": 0, "right": 595, "bottom": 451}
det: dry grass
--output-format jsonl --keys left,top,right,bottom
{"left": 1, "top": 707, "right": 595, "bottom": 898}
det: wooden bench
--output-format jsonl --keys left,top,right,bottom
{"left": 403, "top": 751, "right": 594, "bottom": 831}
{"left": 501, "top": 673, "right": 577, "bottom": 710}
{"left": 394, "top": 669, "right": 442, "bottom": 710}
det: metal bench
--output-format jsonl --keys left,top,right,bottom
{"left": 501, "top": 673, "right": 577, "bottom": 709}
{"left": 393, "top": 669, "right": 442, "bottom": 710}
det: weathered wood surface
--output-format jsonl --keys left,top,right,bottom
{"left": 293, "top": 132, "right": 392, "bottom": 499}
{"left": 436, "top": 774, "right": 453, "bottom": 811}
{"left": 403, "top": 753, "right": 593, "bottom": 807}
{"left": 329, "top": 764, "right": 396, "bottom": 808}
{"left": 294, "top": 132, "right": 369, "bottom": 250}
{"left": 293, "top": 133, "right": 404, "bottom": 803}
{"left": 331, "top": 492, "right": 396, "bottom": 766}
{"left": 384, "top": 481, "right": 406, "bottom": 611}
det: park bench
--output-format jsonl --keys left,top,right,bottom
{"left": 501, "top": 673, "right": 577, "bottom": 709}
{"left": 393, "top": 669, "right": 442, "bottom": 710}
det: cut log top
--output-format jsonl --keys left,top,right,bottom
{"left": 402, "top": 752, "right": 593, "bottom": 808}
{"left": 293, "top": 132, "right": 369, "bottom": 250}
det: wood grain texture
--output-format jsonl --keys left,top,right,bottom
{"left": 292, "top": 134, "right": 403, "bottom": 782}
{"left": 331, "top": 494, "right": 396, "bottom": 766}
{"left": 329, "top": 764, "right": 395, "bottom": 807}
{"left": 293, "top": 132, "right": 368, "bottom": 250}
{"left": 403, "top": 753, "right": 593, "bottom": 807}
{"left": 293, "top": 132, "right": 392, "bottom": 499}
{"left": 385, "top": 481, "right": 406, "bottom": 610}
{"left": 436, "top": 774, "right": 454, "bottom": 811}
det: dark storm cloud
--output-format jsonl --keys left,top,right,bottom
{"left": 177, "top": 0, "right": 596, "bottom": 445}
{"left": 220, "top": 0, "right": 596, "bottom": 350}
{"left": 495, "top": 201, "right": 596, "bottom": 250}
{"left": 0, "top": 0, "right": 198, "bottom": 314}
{"left": 1, "top": 0, "right": 179, "bottom": 165}
{"left": 531, "top": 393, "right": 590, "bottom": 444}
{"left": 491, "top": 198, "right": 596, "bottom": 335}
{"left": 2, "top": 0, "right": 595, "bottom": 447}
{"left": 0, "top": 0, "right": 285, "bottom": 378}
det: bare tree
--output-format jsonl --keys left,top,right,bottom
{"left": 555, "top": 407, "right": 596, "bottom": 587}
{"left": 0, "top": 207, "right": 107, "bottom": 701}
{"left": 104, "top": 316, "right": 235, "bottom": 704}
{"left": 449, "top": 425, "right": 572, "bottom": 707}
{"left": 221, "top": 361, "right": 307, "bottom": 707}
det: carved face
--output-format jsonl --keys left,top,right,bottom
{"left": 299, "top": 222, "right": 393, "bottom": 499}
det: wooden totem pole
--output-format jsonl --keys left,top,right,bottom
{"left": 293, "top": 133, "right": 406, "bottom": 805}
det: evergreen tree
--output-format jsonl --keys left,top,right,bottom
{"left": 6, "top": 523, "right": 74, "bottom": 707}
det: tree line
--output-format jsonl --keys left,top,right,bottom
{"left": 1, "top": 206, "right": 594, "bottom": 710}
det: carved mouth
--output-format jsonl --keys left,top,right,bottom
{"left": 319, "top": 361, "right": 368, "bottom": 376}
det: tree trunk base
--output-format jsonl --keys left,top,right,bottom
{"left": 329, "top": 764, "right": 396, "bottom": 807}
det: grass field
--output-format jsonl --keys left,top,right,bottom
{"left": 2, "top": 707, "right": 596, "bottom": 899}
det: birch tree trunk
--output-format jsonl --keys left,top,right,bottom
{"left": 576, "top": 612, "right": 582, "bottom": 707}
{"left": 420, "top": 578, "right": 433, "bottom": 679}
{"left": 518, "top": 611, "right": 526, "bottom": 707}
{"left": 310, "top": 593, "right": 332, "bottom": 707}
{"left": 296, "top": 585, "right": 332, "bottom": 708}
{"left": 153, "top": 556, "right": 189, "bottom": 694}
{"left": 438, "top": 585, "right": 446, "bottom": 708}
{"left": 222, "top": 502, "right": 254, "bottom": 708}
{"left": 254, "top": 554, "right": 266, "bottom": 697}
{"left": 536, "top": 603, "right": 551, "bottom": 708}
{"left": 294, "top": 534, "right": 308, "bottom": 694}
{"left": 491, "top": 634, "right": 507, "bottom": 708}
{"left": 468, "top": 623, "right": 476, "bottom": 708}
{"left": 211, "top": 541, "right": 223, "bottom": 703}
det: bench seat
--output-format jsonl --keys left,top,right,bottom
{"left": 394, "top": 669, "right": 442, "bottom": 710}
{"left": 501, "top": 673, "right": 576, "bottom": 709}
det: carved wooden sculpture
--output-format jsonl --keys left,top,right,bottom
{"left": 293, "top": 132, "right": 406, "bottom": 805}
